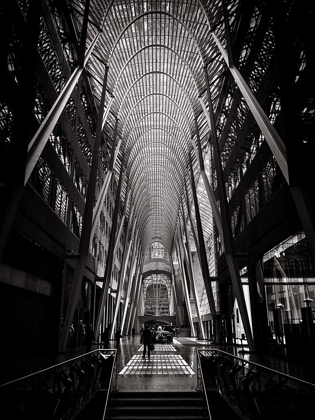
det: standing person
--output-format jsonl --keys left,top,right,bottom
{"left": 141, "top": 324, "right": 152, "bottom": 360}
{"left": 151, "top": 327, "right": 156, "bottom": 343}
{"left": 156, "top": 325, "right": 163, "bottom": 343}
{"left": 115, "top": 327, "right": 122, "bottom": 347}
{"left": 132, "top": 327, "right": 135, "bottom": 338}
{"left": 102, "top": 324, "right": 111, "bottom": 348}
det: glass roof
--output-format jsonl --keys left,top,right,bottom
{"left": 69, "top": 0, "right": 238, "bottom": 253}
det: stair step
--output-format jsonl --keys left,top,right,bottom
{"left": 105, "top": 391, "right": 208, "bottom": 420}
{"left": 112, "top": 391, "right": 201, "bottom": 397}
{"left": 107, "top": 416, "right": 207, "bottom": 420}
{"left": 111, "top": 397, "right": 203, "bottom": 406}
{"left": 109, "top": 406, "right": 203, "bottom": 412}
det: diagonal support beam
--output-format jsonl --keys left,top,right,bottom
{"left": 110, "top": 204, "right": 136, "bottom": 338}
{"left": 192, "top": 135, "right": 224, "bottom": 241}
{"left": 170, "top": 259, "right": 183, "bottom": 326}
{"left": 186, "top": 167, "right": 216, "bottom": 317}
{"left": 181, "top": 205, "right": 205, "bottom": 338}
{"left": 175, "top": 237, "right": 196, "bottom": 336}
{"left": 121, "top": 233, "right": 140, "bottom": 334}
{"left": 94, "top": 165, "right": 125, "bottom": 339}
{"left": 125, "top": 245, "right": 142, "bottom": 334}
{"left": 91, "top": 118, "right": 121, "bottom": 239}
{"left": 211, "top": 33, "right": 289, "bottom": 184}
{"left": 25, "top": 29, "right": 102, "bottom": 185}
{"left": 112, "top": 186, "right": 131, "bottom": 259}
{"left": 129, "top": 255, "right": 144, "bottom": 334}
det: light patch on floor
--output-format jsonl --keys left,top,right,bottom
{"left": 119, "top": 354, "right": 195, "bottom": 375}
{"left": 172, "top": 338, "right": 182, "bottom": 345}
{"left": 186, "top": 338, "right": 211, "bottom": 345}
{"left": 138, "top": 344, "right": 176, "bottom": 352}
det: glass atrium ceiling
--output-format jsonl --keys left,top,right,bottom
{"left": 69, "top": 0, "right": 234, "bottom": 253}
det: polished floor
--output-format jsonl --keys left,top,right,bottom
{"left": 116, "top": 339, "right": 198, "bottom": 391}
{"left": 3, "top": 334, "right": 315, "bottom": 389}
{"left": 112, "top": 335, "right": 315, "bottom": 392}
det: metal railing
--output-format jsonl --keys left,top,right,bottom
{"left": 196, "top": 351, "right": 212, "bottom": 420}
{"left": 0, "top": 349, "right": 117, "bottom": 420}
{"left": 102, "top": 348, "right": 118, "bottom": 420}
{"left": 197, "top": 348, "right": 315, "bottom": 420}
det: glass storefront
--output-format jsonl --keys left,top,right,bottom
{"left": 261, "top": 232, "right": 315, "bottom": 355}
{"left": 230, "top": 232, "right": 315, "bottom": 353}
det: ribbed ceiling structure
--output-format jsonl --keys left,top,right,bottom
{"left": 69, "top": 0, "right": 233, "bottom": 253}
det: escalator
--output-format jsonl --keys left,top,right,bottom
{"left": 198, "top": 349, "right": 315, "bottom": 420}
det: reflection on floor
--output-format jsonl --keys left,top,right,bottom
{"left": 138, "top": 344, "right": 177, "bottom": 352}
{"left": 174, "top": 337, "right": 213, "bottom": 346}
{"left": 186, "top": 338, "right": 213, "bottom": 345}
{"left": 119, "top": 354, "right": 195, "bottom": 375}
{"left": 116, "top": 336, "right": 199, "bottom": 391}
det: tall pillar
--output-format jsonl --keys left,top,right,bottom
{"left": 110, "top": 204, "right": 136, "bottom": 338}
{"left": 121, "top": 234, "right": 140, "bottom": 334}
{"left": 175, "top": 238, "right": 196, "bottom": 336}
{"left": 181, "top": 206, "right": 205, "bottom": 339}
{"left": 94, "top": 165, "right": 125, "bottom": 339}
{"left": 203, "top": 65, "right": 254, "bottom": 349}
{"left": 187, "top": 164, "right": 216, "bottom": 317}
{"left": 125, "top": 248, "right": 142, "bottom": 334}
{"left": 247, "top": 260, "right": 269, "bottom": 352}
{"left": 59, "top": 64, "right": 109, "bottom": 351}
{"left": 170, "top": 259, "right": 183, "bottom": 326}
{"left": 129, "top": 257, "right": 144, "bottom": 333}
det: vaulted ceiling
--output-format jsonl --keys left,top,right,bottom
{"left": 69, "top": 0, "right": 239, "bottom": 253}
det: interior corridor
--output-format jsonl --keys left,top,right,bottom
{"left": 1, "top": 3, "right": 315, "bottom": 418}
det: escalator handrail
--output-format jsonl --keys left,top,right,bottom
{"left": 198, "top": 347, "right": 315, "bottom": 388}
{"left": 0, "top": 348, "right": 116, "bottom": 388}
{"left": 197, "top": 350, "right": 213, "bottom": 420}
{"left": 102, "top": 348, "right": 117, "bottom": 419}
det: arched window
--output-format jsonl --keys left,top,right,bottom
{"left": 149, "top": 242, "right": 165, "bottom": 259}
{"left": 143, "top": 274, "right": 171, "bottom": 316}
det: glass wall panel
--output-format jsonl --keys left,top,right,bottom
{"left": 259, "top": 232, "right": 315, "bottom": 355}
